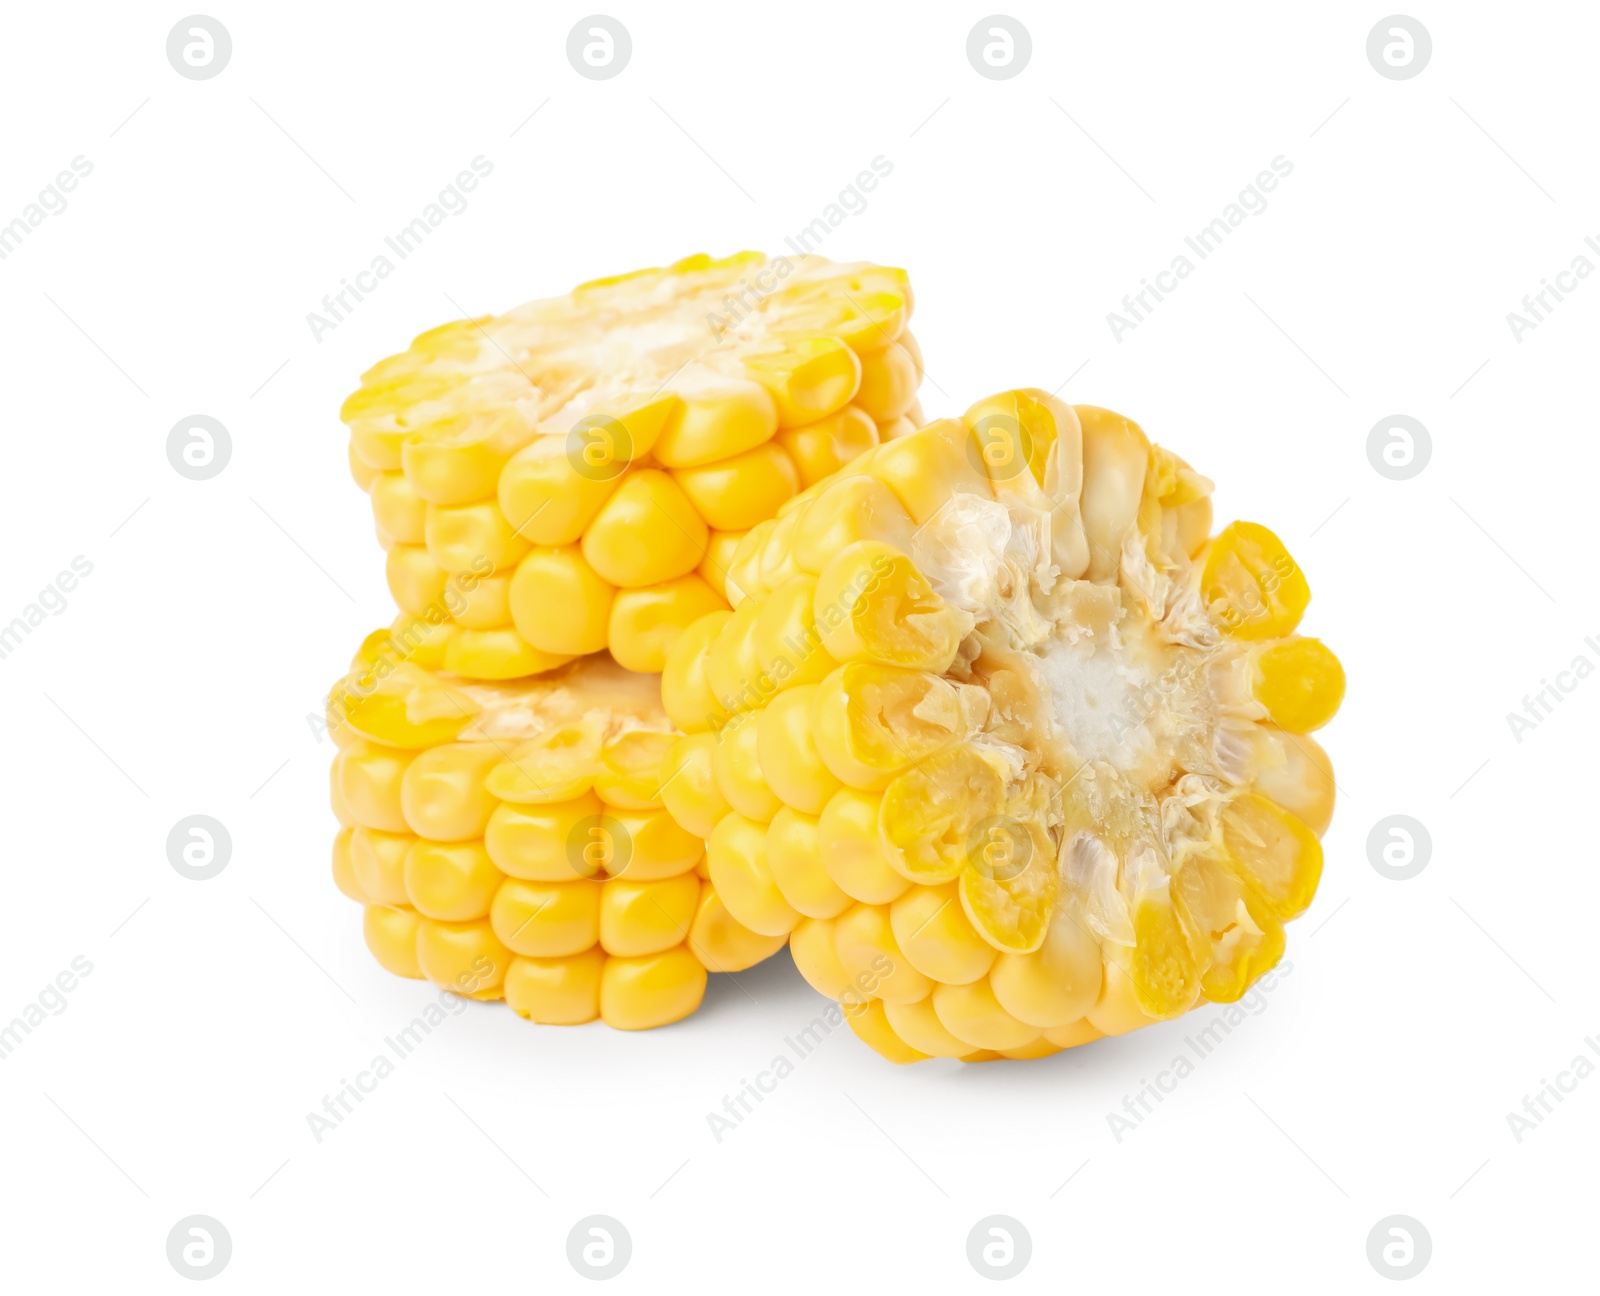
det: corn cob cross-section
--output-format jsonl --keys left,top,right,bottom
{"left": 659, "top": 390, "right": 1343, "bottom": 1062}
{"left": 328, "top": 622, "right": 786, "bottom": 1029}
{"left": 341, "top": 253, "right": 922, "bottom": 681}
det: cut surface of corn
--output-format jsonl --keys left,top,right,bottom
{"left": 343, "top": 253, "right": 922, "bottom": 679}
{"left": 329, "top": 623, "right": 784, "bottom": 1030}
{"left": 659, "top": 391, "right": 1342, "bottom": 1062}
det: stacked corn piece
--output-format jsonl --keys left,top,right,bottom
{"left": 658, "top": 390, "right": 1344, "bottom": 1062}
{"left": 340, "top": 253, "right": 923, "bottom": 681}
{"left": 327, "top": 623, "right": 788, "bottom": 1029}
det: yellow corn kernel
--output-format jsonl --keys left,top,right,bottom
{"left": 882, "top": 997, "right": 974, "bottom": 1058}
{"left": 931, "top": 978, "right": 1042, "bottom": 1052}
{"left": 778, "top": 405, "right": 879, "bottom": 487}
{"left": 1173, "top": 851, "right": 1285, "bottom": 1004}
{"left": 833, "top": 904, "right": 933, "bottom": 1005}
{"left": 400, "top": 743, "right": 501, "bottom": 841}
{"left": 865, "top": 420, "right": 993, "bottom": 524}
{"left": 600, "top": 809, "right": 703, "bottom": 881}
{"left": 704, "top": 595, "right": 767, "bottom": 715}
{"left": 756, "top": 509, "right": 807, "bottom": 594}
{"left": 1075, "top": 405, "right": 1151, "bottom": 583}
{"left": 789, "top": 916, "right": 852, "bottom": 999}
{"left": 662, "top": 611, "right": 732, "bottom": 733}
{"left": 765, "top": 806, "right": 851, "bottom": 919}
{"left": 1202, "top": 521, "right": 1310, "bottom": 640}
{"left": 706, "top": 812, "right": 800, "bottom": 937}
{"left": 497, "top": 436, "right": 625, "bottom": 547}
{"left": 349, "top": 439, "right": 380, "bottom": 490}
{"left": 672, "top": 442, "right": 800, "bottom": 532}
{"left": 1130, "top": 884, "right": 1203, "bottom": 1020}
{"left": 582, "top": 470, "right": 708, "bottom": 587}
{"left": 756, "top": 685, "right": 842, "bottom": 814}
{"left": 689, "top": 884, "right": 788, "bottom": 971}
{"left": 742, "top": 335, "right": 863, "bottom": 427}
{"left": 752, "top": 575, "right": 839, "bottom": 692}
{"left": 699, "top": 530, "right": 746, "bottom": 598}
{"left": 389, "top": 614, "right": 454, "bottom": 671}
{"left": 846, "top": 998, "right": 929, "bottom": 1064}
{"left": 791, "top": 475, "right": 916, "bottom": 574}
{"left": 1251, "top": 729, "right": 1336, "bottom": 837}
{"left": 484, "top": 793, "right": 606, "bottom": 881}
{"left": 880, "top": 746, "right": 1005, "bottom": 882}
{"left": 817, "top": 786, "right": 911, "bottom": 905}
{"left": 600, "top": 947, "right": 708, "bottom": 1029}
{"left": 449, "top": 571, "right": 512, "bottom": 629}
{"left": 490, "top": 877, "right": 602, "bottom": 957}
{"left": 659, "top": 732, "right": 732, "bottom": 839}
{"left": 508, "top": 547, "right": 615, "bottom": 656}
{"left": 386, "top": 544, "right": 449, "bottom": 616}
{"left": 402, "top": 407, "right": 537, "bottom": 505}
{"left": 371, "top": 471, "right": 428, "bottom": 545}
{"left": 1221, "top": 792, "right": 1324, "bottom": 921}
{"left": 424, "top": 500, "right": 530, "bottom": 574}
{"left": 958, "top": 820, "right": 1058, "bottom": 954}
{"left": 711, "top": 711, "right": 782, "bottom": 823}
{"left": 504, "top": 947, "right": 604, "bottom": 1024}
{"left": 1253, "top": 637, "right": 1346, "bottom": 733}
{"left": 651, "top": 377, "right": 778, "bottom": 468}
{"left": 330, "top": 661, "right": 478, "bottom": 751}
{"left": 415, "top": 918, "right": 511, "bottom": 998}
{"left": 332, "top": 830, "right": 366, "bottom": 902}
{"left": 877, "top": 416, "right": 916, "bottom": 440}
{"left": 1042, "top": 1019, "right": 1105, "bottom": 1049}
{"left": 484, "top": 723, "right": 601, "bottom": 804}
{"left": 813, "top": 541, "right": 965, "bottom": 672}
{"left": 405, "top": 839, "right": 503, "bottom": 921}
{"left": 331, "top": 763, "right": 357, "bottom": 826}
{"left": 1086, "top": 959, "right": 1161, "bottom": 1037}
{"left": 853, "top": 336, "right": 919, "bottom": 421}
{"left": 445, "top": 628, "right": 573, "bottom": 680}
{"left": 349, "top": 827, "right": 411, "bottom": 906}
{"left": 724, "top": 521, "right": 771, "bottom": 606}
{"left": 336, "top": 742, "right": 415, "bottom": 833}
{"left": 599, "top": 874, "right": 700, "bottom": 956}
{"left": 989, "top": 907, "right": 1103, "bottom": 1027}
{"left": 888, "top": 884, "right": 997, "bottom": 986}
{"left": 812, "top": 664, "right": 970, "bottom": 791}
{"left": 608, "top": 575, "right": 728, "bottom": 674}
{"left": 364, "top": 905, "right": 424, "bottom": 979}
{"left": 593, "top": 731, "right": 676, "bottom": 810}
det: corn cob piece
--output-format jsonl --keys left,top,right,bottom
{"left": 328, "top": 622, "right": 785, "bottom": 1029}
{"left": 659, "top": 391, "right": 1342, "bottom": 1062}
{"left": 342, "top": 253, "right": 923, "bottom": 680}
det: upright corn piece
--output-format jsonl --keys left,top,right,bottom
{"left": 659, "top": 391, "right": 1342, "bottom": 1062}
{"left": 328, "top": 623, "right": 786, "bottom": 1030}
{"left": 342, "top": 254, "right": 922, "bottom": 680}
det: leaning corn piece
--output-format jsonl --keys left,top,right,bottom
{"left": 659, "top": 391, "right": 1342, "bottom": 1062}
{"left": 342, "top": 253, "right": 922, "bottom": 680}
{"left": 328, "top": 622, "right": 786, "bottom": 1030}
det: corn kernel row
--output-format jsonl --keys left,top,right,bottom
{"left": 658, "top": 391, "right": 1344, "bottom": 1062}
{"left": 342, "top": 253, "right": 923, "bottom": 679}
{"left": 327, "top": 628, "right": 784, "bottom": 1029}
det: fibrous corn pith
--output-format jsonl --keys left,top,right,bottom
{"left": 659, "top": 390, "right": 1343, "bottom": 1063}
{"left": 328, "top": 627, "right": 786, "bottom": 1030}
{"left": 342, "top": 252, "right": 922, "bottom": 681}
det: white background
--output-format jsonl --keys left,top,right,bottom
{"left": 1, "top": 1, "right": 1594, "bottom": 1290}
